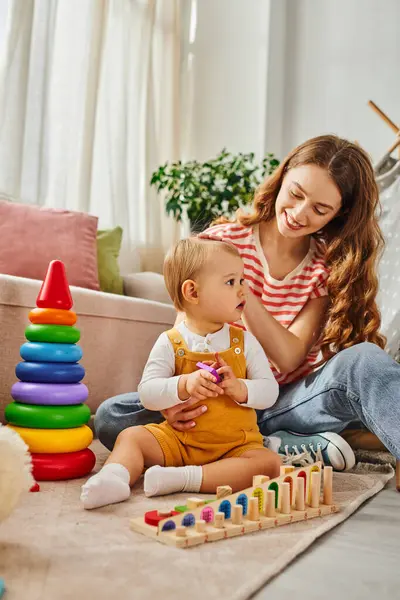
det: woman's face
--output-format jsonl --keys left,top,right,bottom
{"left": 275, "top": 164, "right": 342, "bottom": 238}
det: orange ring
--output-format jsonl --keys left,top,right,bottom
{"left": 29, "top": 308, "right": 77, "bottom": 326}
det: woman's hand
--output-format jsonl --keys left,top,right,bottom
{"left": 161, "top": 396, "right": 208, "bottom": 431}
{"left": 216, "top": 354, "right": 248, "bottom": 404}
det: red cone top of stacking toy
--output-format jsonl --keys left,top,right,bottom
{"left": 36, "top": 260, "right": 73, "bottom": 310}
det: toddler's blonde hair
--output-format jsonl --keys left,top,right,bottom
{"left": 163, "top": 237, "right": 240, "bottom": 311}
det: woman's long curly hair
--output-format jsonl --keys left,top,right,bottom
{"left": 235, "top": 134, "right": 386, "bottom": 361}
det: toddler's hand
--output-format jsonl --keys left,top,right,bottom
{"left": 181, "top": 369, "right": 224, "bottom": 401}
{"left": 216, "top": 354, "right": 248, "bottom": 404}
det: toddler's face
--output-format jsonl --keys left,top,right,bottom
{"left": 196, "top": 249, "right": 247, "bottom": 324}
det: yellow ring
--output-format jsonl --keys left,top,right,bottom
{"left": 6, "top": 424, "right": 93, "bottom": 453}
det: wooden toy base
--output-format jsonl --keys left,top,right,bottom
{"left": 130, "top": 462, "right": 338, "bottom": 549}
{"left": 130, "top": 502, "right": 339, "bottom": 548}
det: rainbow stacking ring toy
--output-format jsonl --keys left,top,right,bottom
{"left": 31, "top": 449, "right": 96, "bottom": 481}
{"left": 20, "top": 342, "right": 83, "bottom": 363}
{"left": 5, "top": 260, "right": 95, "bottom": 481}
{"left": 5, "top": 402, "right": 91, "bottom": 429}
{"left": 11, "top": 382, "right": 89, "bottom": 405}
{"left": 15, "top": 361, "right": 85, "bottom": 383}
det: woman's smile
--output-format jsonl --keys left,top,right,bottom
{"left": 283, "top": 209, "right": 305, "bottom": 231}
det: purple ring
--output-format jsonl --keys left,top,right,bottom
{"left": 11, "top": 382, "right": 89, "bottom": 405}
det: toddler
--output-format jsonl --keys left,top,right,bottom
{"left": 81, "top": 238, "right": 281, "bottom": 509}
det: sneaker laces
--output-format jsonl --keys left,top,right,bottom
{"left": 281, "top": 442, "right": 325, "bottom": 467}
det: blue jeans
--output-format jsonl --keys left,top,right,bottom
{"left": 94, "top": 342, "right": 400, "bottom": 459}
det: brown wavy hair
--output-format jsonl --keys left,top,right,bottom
{"left": 220, "top": 135, "right": 386, "bottom": 361}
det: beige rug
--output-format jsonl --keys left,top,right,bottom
{"left": 0, "top": 441, "right": 393, "bottom": 600}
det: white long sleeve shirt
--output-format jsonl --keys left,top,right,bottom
{"left": 138, "top": 322, "right": 279, "bottom": 411}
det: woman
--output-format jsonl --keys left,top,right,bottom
{"left": 95, "top": 135, "right": 400, "bottom": 471}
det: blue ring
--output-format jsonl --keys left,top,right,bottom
{"left": 20, "top": 342, "right": 82, "bottom": 363}
{"left": 16, "top": 362, "right": 85, "bottom": 384}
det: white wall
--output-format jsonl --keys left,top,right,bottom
{"left": 281, "top": 0, "right": 400, "bottom": 162}
{"left": 188, "top": 0, "right": 400, "bottom": 163}
{"left": 184, "top": 0, "right": 271, "bottom": 161}
{"left": 0, "top": 0, "right": 8, "bottom": 55}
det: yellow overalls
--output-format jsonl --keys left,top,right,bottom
{"left": 144, "top": 326, "right": 264, "bottom": 466}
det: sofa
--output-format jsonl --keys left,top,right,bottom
{"left": 0, "top": 271, "right": 176, "bottom": 423}
{"left": 0, "top": 198, "right": 178, "bottom": 423}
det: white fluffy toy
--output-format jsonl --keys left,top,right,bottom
{"left": 0, "top": 423, "right": 34, "bottom": 523}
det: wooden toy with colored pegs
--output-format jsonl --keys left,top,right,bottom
{"left": 5, "top": 260, "right": 96, "bottom": 481}
{"left": 130, "top": 462, "right": 338, "bottom": 548}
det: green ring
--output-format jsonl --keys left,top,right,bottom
{"left": 5, "top": 402, "right": 90, "bottom": 429}
{"left": 25, "top": 324, "right": 80, "bottom": 344}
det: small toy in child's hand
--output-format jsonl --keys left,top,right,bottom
{"left": 196, "top": 362, "right": 222, "bottom": 383}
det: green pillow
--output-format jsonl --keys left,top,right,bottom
{"left": 96, "top": 226, "right": 124, "bottom": 294}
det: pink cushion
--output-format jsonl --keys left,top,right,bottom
{"left": 0, "top": 200, "right": 100, "bottom": 290}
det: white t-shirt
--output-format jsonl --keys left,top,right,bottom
{"left": 138, "top": 322, "right": 279, "bottom": 411}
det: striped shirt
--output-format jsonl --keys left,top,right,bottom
{"left": 201, "top": 222, "right": 330, "bottom": 385}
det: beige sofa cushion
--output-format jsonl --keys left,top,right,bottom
{"left": 123, "top": 272, "right": 172, "bottom": 305}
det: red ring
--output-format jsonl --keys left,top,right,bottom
{"left": 32, "top": 448, "right": 96, "bottom": 481}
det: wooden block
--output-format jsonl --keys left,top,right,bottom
{"left": 214, "top": 512, "right": 225, "bottom": 528}
{"left": 252, "top": 475, "right": 270, "bottom": 486}
{"left": 157, "top": 508, "right": 173, "bottom": 517}
{"left": 175, "top": 526, "right": 186, "bottom": 537}
{"left": 323, "top": 466, "right": 333, "bottom": 505}
{"left": 216, "top": 485, "right": 232, "bottom": 499}
{"left": 280, "top": 465, "right": 295, "bottom": 476}
{"left": 221, "top": 521, "right": 246, "bottom": 538}
{"left": 310, "top": 471, "right": 321, "bottom": 508}
{"left": 187, "top": 497, "right": 206, "bottom": 509}
{"left": 162, "top": 528, "right": 206, "bottom": 548}
{"left": 266, "top": 489, "right": 276, "bottom": 517}
{"left": 272, "top": 513, "right": 292, "bottom": 527}
{"left": 203, "top": 527, "right": 226, "bottom": 542}
{"left": 295, "top": 476, "right": 305, "bottom": 511}
{"left": 248, "top": 497, "right": 259, "bottom": 521}
{"left": 195, "top": 519, "right": 206, "bottom": 533}
{"left": 280, "top": 482, "right": 291, "bottom": 514}
{"left": 257, "top": 516, "right": 276, "bottom": 531}
{"left": 217, "top": 521, "right": 247, "bottom": 538}
{"left": 232, "top": 504, "right": 243, "bottom": 525}
{"left": 242, "top": 520, "right": 260, "bottom": 533}
{"left": 130, "top": 517, "right": 159, "bottom": 539}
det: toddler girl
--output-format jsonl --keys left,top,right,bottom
{"left": 81, "top": 238, "right": 281, "bottom": 509}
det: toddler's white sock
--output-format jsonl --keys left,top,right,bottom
{"left": 144, "top": 465, "right": 203, "bottom": 497}
{"left": 80, "top": 463, "right": 131, "bottom": 509}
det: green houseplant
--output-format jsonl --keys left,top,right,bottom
{"left": 150, "top": 149, "right": 280, "bottom": 233}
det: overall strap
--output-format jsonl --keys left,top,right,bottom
{"left": 229, "top": 326, "right": 245, "bottom": 354}
{"left": 165, "top": 328, "right": 189, "bottom": 358}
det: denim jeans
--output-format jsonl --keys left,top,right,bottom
{"left": 94, "top": 342, "right": 400, "bottom": 459}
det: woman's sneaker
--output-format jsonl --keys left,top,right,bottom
{"left": 266, "top": 431, "right": 356, "bottom": 471}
